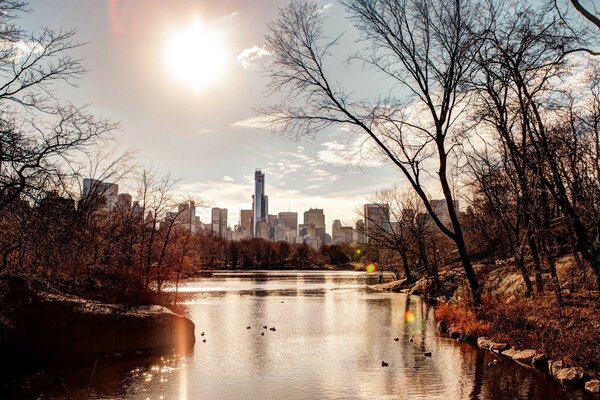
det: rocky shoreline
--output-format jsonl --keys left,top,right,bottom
{"left": 369, "top": 278, "right": 600, "bottom": 397}
{"left": 0, "top": 275, "right": 195, "bottom": 361}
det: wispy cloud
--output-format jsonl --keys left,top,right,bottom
{"left": 237, "top": 45, "right": 270, "bottom": 69}
{"left": 223, "top": 175, "right": 234, "bottom": 182}
{"left": 317, "top": 139, "right": 384, "bottom": 168}
{"left": 231, "top": 115, "right": 277, "bottom": 129}
{"left": 319, "top": 3, "right": 333, "bottom": 13}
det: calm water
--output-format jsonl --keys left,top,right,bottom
{"left": 1, "top": 271, "right": 589, "bottom": 399}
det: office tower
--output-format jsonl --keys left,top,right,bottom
{"left": 278, "top": 211, "right": 298, "bottom": 233}
{"left": 303, "top": 208, "right": 326, "bottom": 245}
{"left": 211, "top": 207, "right": 228, "bottom": 237}
{"left": 252, "top": 169, "right": 269, "bottom": 238}
{"left": 116, "top": 193, "right": 132, "bottom": 210}
{"left": 240, "top": 209, "right": 253, "bottom": 238}
{"left": 303, "top": 208, "right": 325, "bottom": 229}
{"left": 430, "top": 199, "right": 459, "bottom": 225}
{"left": 332, "top": 219, "right": 354, "bottom": 244}
{"left": 364, "top": 203, "right": 391, "bottom": 243}
{"left": 332, "top": 219, "right": 342, "bottom": 243}
{"left": 178, "top": 200, "right": 197, "bottom": 231}
{"left": 82, "top": 178, "right": 118, "bottom": 210}
{"left": 355, "top": 220, "right": 366, "bottom": 244}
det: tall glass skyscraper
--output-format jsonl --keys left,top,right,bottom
{"left": 252, "top": 169, "right": 268, "bottom": 238}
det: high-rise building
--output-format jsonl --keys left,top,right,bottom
{"left": 303, "top": 208, "right": 325, "bottom": 229}
{"left": 239, "top": 209, "right": 253, "bottom": 238}
{"left": 82, "top": 178, "right": 118, "bottom": 210}
{"left": 211, "top": 207, "right": 228, "bottom": 237}
{"left": 252, "top": 169, "right": 269, "bottom": 238}
{"left": 430, "top": 199, "right": 459, "bottom": 225}
{"left": 355, "top": 220, "right": 366, "bottom": 244}
{"left": 364, "top": 203, "right": 390, "bottom": 243}
{"left": 303, "top": 208, "right": 326, "bottom": 245}
{"left": 332, "top": 219, "right": 354, "bottom": 244}
{"left": 116, "top": 193, "right": 132, "bottom": 210}
{"left": 177, "top": 200, "right": 197, "bottom": 231}
{"left": 278, "top": 211, "right": 298, "bottom": 233}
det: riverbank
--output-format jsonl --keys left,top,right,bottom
{"left": 0, "top": 274, "right": 195, "bottom": 364}
{"left": 369, "top": 257, "right": 600, "bottom": 395}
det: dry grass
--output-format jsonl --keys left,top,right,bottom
{"left": 481, "top": 293, "right": 600, "bottom": 375}
{"left": 434, "top": 302, "right": 492, "bottom": 337}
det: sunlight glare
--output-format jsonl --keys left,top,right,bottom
{"left": 165, "top": 21, "right": 226, "bottom": 90}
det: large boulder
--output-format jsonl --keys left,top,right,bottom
{"left": 0, "top": 275, "right": 195, "bottom": 359}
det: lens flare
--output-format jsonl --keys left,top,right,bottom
{"left": 404, "top": 310, "right": 416, "bottom": 324}
{"left": 366, "top": 263, "right": 378, "bottom": 273}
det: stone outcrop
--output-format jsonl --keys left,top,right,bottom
{"left": 0, "top": 275, "right": 195, "bottom": 359}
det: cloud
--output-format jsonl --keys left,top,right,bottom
{"left": 223, "top": 176, "right": 234, "bottom": 182}
{"left": 297, "top": 145, "right": 304, "bottom": 152}
{"left": 306, "top": 184, "right": 321, "bottom": 190}
{"left": 231, "top": 115, "right": 278, "bottom": 129}
{"left": 309, "top": 168, "right": 338, "bottom": 182}
{"left": 319, "top": 3, "right": 333, "bottom": 12}
{"left": 237, "top": 45, "right": 270, "bottom": 69}
{"left": 317, "top": 139, "right": 384, "bottom": 168}
{"left": 198, "top": 128, "right": 215, "bottom": 134}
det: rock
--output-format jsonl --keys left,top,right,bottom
{"left": 381, "top": 361, "right": 388, "bottom": 367}
{"left": 477, "top": 337, "right": 509, "bottom": 352}
{"left": 549, "top": 360, "right": 590, "bottom": 386}
{"left": 554, "top": 367, "right": 589, "bottom": 386}
{"left": 33, "top": 293, "right": 196, "bottom": 357}
{"left": 0, "top": 276, "right": 195, "bottom": 359}
{"left": 424, "top": 352, "right": 432, "bottom": 357}
{"left": 436, "top": 320, "right": 448, "bottom": 333}
{"left": 394, "top": 338, "right": 399, "bottom": 341}
{"left": 511, "top": 349, "right": 538, "bottom": 364}
{"left": 501, "top": 348, "right": 518, "bottom": 358}
{"left": 548, "top": 360, "right": 564, "bottom": 377}
{"left": 261, "top": 332, "right": 264, "bottom": 336}
{"left": 585, "top": 379, "right": 600, "bottom": 395}
{"left": 477, "top": 337, "right": 491, "bottom": 349}
{"left": 270, "top": 327, "right": 276, "bottom": 331}
{"left": 246, "top": 326, "right": 251, "bottom": 329}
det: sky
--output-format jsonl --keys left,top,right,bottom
{"left": 21, "top": 0, "right": 406, "bottom": 231}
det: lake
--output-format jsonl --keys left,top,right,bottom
{"left": 1, "top": 271, "right": 588, "bottom": 399}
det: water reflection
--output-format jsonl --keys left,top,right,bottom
{"left": 0, "top": 271, "right": 589, "bottom": 399}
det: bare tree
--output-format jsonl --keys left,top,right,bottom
{"left": 0, "top": 1, "right": 116, "bottom": 210}
{"left": 264, "top": 0, "right": 488, "bottom": 305}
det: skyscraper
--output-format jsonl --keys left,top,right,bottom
{"left": 278, "top": 211, "right": 298, "bottom": 233}
{"left": 364, "top": 203, "right": 391, "bottom": 243}
{"left": 252, "top": 169, "right": 269, "bottom": 239}
{"left": 303, "top": 208, "right": 326, "bottom": 246}
{"left": 82, "top": 178, "right": 118, "bottom": 210}
{"left": 240, "top": 209, "right": 253, "bottom": 238}
{"left": 211, "top": 207, "right": 228, "bottom": 237}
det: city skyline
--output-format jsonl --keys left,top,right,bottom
{"left": 18, "top": 0, "right": 404, "bottom": 227}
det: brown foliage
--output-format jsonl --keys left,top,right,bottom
{"left": 481, "top": 294, "right": 600, "bottom": 374}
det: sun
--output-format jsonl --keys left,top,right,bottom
{"left": 165, "top": 21, "right": 226, "bottom": 90}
